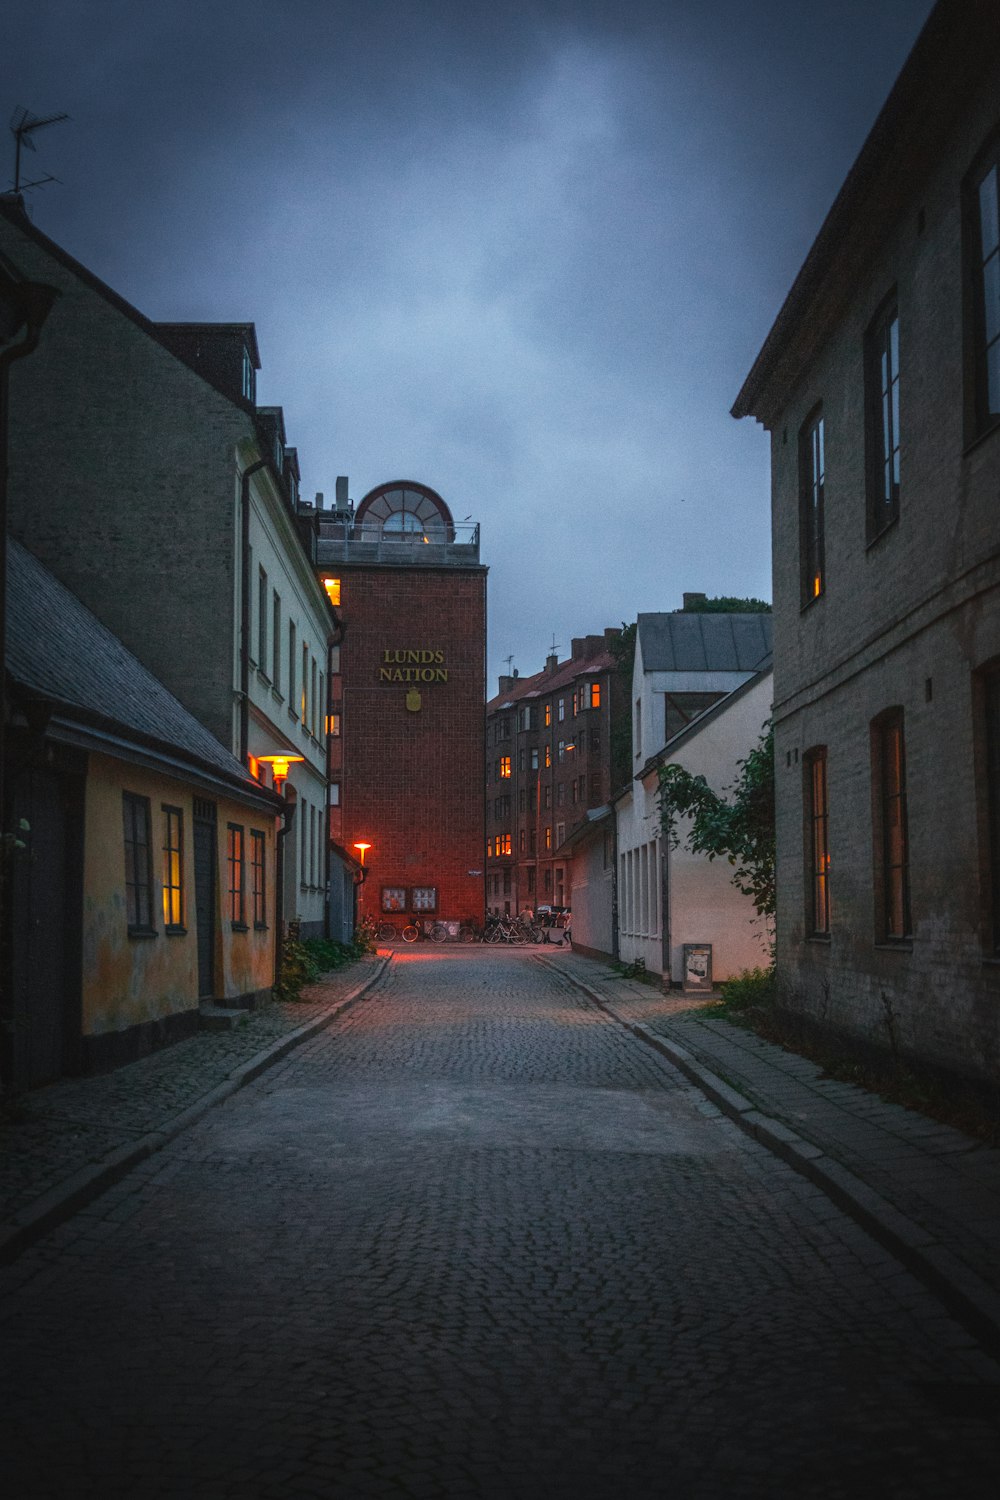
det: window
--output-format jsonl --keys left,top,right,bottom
{"left": 969, "top": 146, "right": 1000, "bottom": 435}
{"left": 555, "top": 822, "right": 565, "bottom": 848}
{"left": 520, "top": 704, "right": 537, "bottom": 731}
{"left": 327, "top": 712, "right": 341, "bottom": 737}
{"left": 251, "top": 829, "right": 266, "bottom": 928}
{"left": 557, "top": 739, "right": 566, "bottom": 762}
{"left": 557, "top": 782, "right": 566, "bottom": 805}
{"left": 501, "top": 833, "right": 512, "bottom": 855}
{"left": 665, "top": 691, "right": 724, "bottom": 743}
{"left": 311, "top": 659, "right": 319, "bottom": 736}
{"left": 227, "top": 824, "right": 246, "bottom": 928}
{"left": 982, "top": 669, "right": 1000, "bottom": 952}
{"left": 272, "top": 593, "right": 282, "bottom": 690}
{"left": 323, "top": 576, "right": 341, "bottom": 607}
{"left": 544, "top": 703, "right": 552, "bottom": 728}
{"left": 590, "top": 729, "right": 600, "bottom": 753}
{"left": 288, "top": 622, "right": 297, "bottom": 711}
{"left": 519, "top": 829, "right": 526, "bottom": 852}
{"left": 301, "top": 644, "right": 309, "bottom": 725}
{"left": 329, "top": 781, "right": 340, "bottom": 806}
{"left": 558, "top": 699, "right": 565, "bottom": 722}
{"left": 301, "top": 799, "right": 309, "bottom": 886}
{"left": 804, "top": 750, "right": 830, "bottom": 937}
{"left": 518, "top": 748, "right": 525, "bottom": 772}
{"left": 800, "top": 408, "right": 826, "bottom": 604}
{"left": 544, "top": 744, "right": 551, "bottom": 768}
{"left": 544, "top": 868, "right": 552, "bottom": 892}
{"left": 123, "top": 793, "right": 154, "bottom": 934}
{"left": 500, "top": 756, "right": 511, "bottom": 779}
{"left": 530, "top": 748, "right": 539, "bottom": 771}
{"left": 873, "top": 710, "right": 911, "bottom": 941}
{"left": 412, "top": 886, "right": 437, "bottom": 912}
{"left": 590, "top": 682, "right": 601, "bottom": 710}
{"left": 543, "top": 785, "right": 551, "bottom": 809}
{"left": 529, "top": 829, "right": 537, "bottom": 853}
{"left": 382, "top": 886, "right": 406, "bottom": 913}
{"left": 527, "top": 868, "right": 536, "bottom": 895}
{"left": 162, "top": 805, "right": 184, "bottom": 930}
{"left": 570, "top": 781, "right": 577, "bottom": 804}
{"left": 571, "top": 690, "right": 578, "bottom": 716}
{"left": 258, "top": 568, "right": 268, "bottom": 670}
{"left": 318, "top": 673, "right": 325, "bottom": 734}
{"left": 866, "top": 298, "right": 900, "bottom": 538}
{"left": 545, "top": 826, "right": 552, "bottom": 850}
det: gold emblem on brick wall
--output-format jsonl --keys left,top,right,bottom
{"left": 406, "top": 689, "right": 422, "bottom": 712}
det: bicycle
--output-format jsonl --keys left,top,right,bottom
{"left": 375, "top": 918, "right": 399, "bottom": 941}
{"left": 402, "top": 918, "right": 449, "bottom": 943}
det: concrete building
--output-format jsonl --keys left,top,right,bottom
{"left": 311, "top": 480, "right": 487, "bottom": 934}
{"left": 484, "top": 631, "right": 623, "bottom": 917}
{"left": 732, "top": 0, "right": 1000, "bottom": 1082}
{"left": 0, "top": 194, "right": 336, "bottom": 943}
{"left": 4, "top": 540, "right": 284, "bottom": 1088}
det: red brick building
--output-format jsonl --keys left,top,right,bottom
{"left": 484, "top": 631, "right": 623, "bottom": 916}
{"left": 310, "top": 480, "right": 487, "bottom": 933}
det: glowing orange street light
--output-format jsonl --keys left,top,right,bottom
{"left": 353, "top": 841, "right": 371, "bottom": 865}
{"left": 257, "top": 754, "right": 305, "bottom": 787}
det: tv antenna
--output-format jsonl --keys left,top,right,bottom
{"left": 10, "top": 106, "right": 70, "bottom": 194}
{"left": 548, "top": 634, "right": 561, "bottom": 655}
{"left": 503, "top": 654, "right": 515, "bottom": 674}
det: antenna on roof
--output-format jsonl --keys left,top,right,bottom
{"left": 503, "top": 654, "right": 515, "bottom": 674}
{"left": 548, "top": 634, "right": 561, "bottom": 655}
{"left": 10, "top": 106, "right": 70, "bottom": 194}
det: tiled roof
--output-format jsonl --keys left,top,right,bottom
{"left": 637, "top": 612, "right": 772, "bottom": 674}
{"left": 6, "top": 539, "right": 281, "bottom": 804}
{"left": 486, "top": 649, "right": 616, "bottom": 713}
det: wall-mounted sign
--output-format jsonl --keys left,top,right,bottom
{"left": 379, "top": 648, "right": 448, "bottom": 684}
{"left": 682, "top": 943, "right": 713, "bottom": 993}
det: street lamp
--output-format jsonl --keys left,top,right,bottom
{"left": 256, "top": 753, "right": 305, "bottom": 788}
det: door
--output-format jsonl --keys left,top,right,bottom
{"left": 193, "top": 799, "right": 217, "bottom": 999}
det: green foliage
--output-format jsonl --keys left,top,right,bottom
{"left": 274, "top": 933, "right": 368, "bottom": 1002}
{"left": 657, "top": 721, "right": 776, "bottom": 940}
{"left": 681, "top": 596, "right": 771, "bottom": 613}
{"left": 717, "top": 966, "right": 776, "bottom": 1012}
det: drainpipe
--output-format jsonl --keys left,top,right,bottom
{"left": 274, "top": 790, "right": 297, "bottom": 988}
{"left": 239, "top": 457, "right": 268, "bottom": 766}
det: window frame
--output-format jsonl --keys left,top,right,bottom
{"left": 161, "top": 803, "right": 185, "bottom": 933}
{"left": 251, "top": 828, "right": 267, "bottom": 929}
{"left": 803, "top": 749, "right": 830, "bottom": 938}
{"left": 799, "top": 406, "right": 826, "bottom": 607}
{"left": 872, "top": 709, "right": 912, "bottom": 944}
{"left": 123, "top": 792, "right": 155, "bottom": 936}
{"left": 865, "top": 294, "right": 900, "bottom": 542}
{"left": 227, "top": 822, "right": 247, "bottom": 930}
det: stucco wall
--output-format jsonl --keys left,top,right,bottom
{"left": 82, "top": 755, "right": 278, "bottom": 1037}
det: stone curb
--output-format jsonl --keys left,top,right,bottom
{"left": 540, "top": 955, "right": 1000, "bottom": 1360}
{"left": 0, "top": 954, "right": 392, "bottom": 1266}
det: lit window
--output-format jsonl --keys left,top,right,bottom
{"left": 327, "top": 712, "right": 341, "bottom": 737}
{"left": 502, "top": 833, "right": 512, "bottom": 855}
{"left": 251, "top": 829, "right": 266, "bottom": 928}
{"left": 382, "top": 887, "right": 407, "bottom": 912}
{"left": 591, "top": 682, "right": 601, "bottom": 709}
{"left": 544, "top": 704, "right": 552, "bottom": 728}
{"left": 123, "top": 793, "right": 154, "bottom": 934}
{"left": 323, "top": 577, "right": 341, "bottom": 607}
{"left": 800, "top": 407, "right": 825, "bottom": 605}
{"left": 227, "top": 824, "right": 246, "bottom": 928}
{"left": 500, "top": 756, "right": 511, "bottom": 779}
{"left": 544, "top": 744, "right": 551, "bottom": 768}
{"left": 162, "top": 805, "right": 184, "bottom": 930}
{"left": 545, "top": 826, "right": 552, "bottom": 850}
{"left": 572, "top": 691, "right": 578, "bottom": 715}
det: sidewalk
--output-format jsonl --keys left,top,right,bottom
{"left": 0, "top": 952, "right": 390, "bottom": 1264}
{"left": 540, "top": 948, "right": 1000, "bottom": 1359}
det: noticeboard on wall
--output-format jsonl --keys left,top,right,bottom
{"left": 682, "top": 943, "right": 713, "bottom": 993}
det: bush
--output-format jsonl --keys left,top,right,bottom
{"left": 717, "top": 966, "right": 776, "bottom": 1012}
{"left": 274, "top": 933, "right": 368, "bottom": 1002}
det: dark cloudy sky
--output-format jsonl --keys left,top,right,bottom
{"left": 4, "top": 0, "right": 934, "bottom": 690}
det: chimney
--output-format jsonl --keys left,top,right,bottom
{"left": 498, "top": 675, "right": 514, "bottom": 694}
{"left": 545, "top": 654, "right": 559, "bottom": 674}
{"left": 335, "top": 475, "right": 350, "bottom": 511}
{"left": 683, "top": 592, "right": 707, "bottom": 611}
{"left": 571, "top": 638, "right": 585, "bottom": 659}
{"left": 604, "top": 626, "right": 622, "bottom": 644}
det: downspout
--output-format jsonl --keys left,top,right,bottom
{"left": 239, "top": 457, "right": 268, "bottom": 766}
{"left": 274, "top": 792, "right": 297, "bottom": 989}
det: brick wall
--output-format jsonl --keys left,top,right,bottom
{"left": 337, "top": 565, "right": 486, "bottom": 926}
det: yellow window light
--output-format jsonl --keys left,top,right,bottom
{"left": 323, "top": 577, "right": 341, "bottom": 606}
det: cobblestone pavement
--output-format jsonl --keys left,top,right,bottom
{"left": 1, "top": 947, "right": 998, "bottom": 1498}
{"left": 541, "top": 949, "right": 1000, "bottom": 1354}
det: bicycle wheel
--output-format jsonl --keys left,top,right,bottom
{"left": 376, "top": 920, "right": 396, "bottom": 940}
{"left": 402, "top": 923, "right": 420, "bottom": 943}
{"left": 459, "top": 925, "right": 477, "bottom": 943}
{"left": 430, "top": 923, "right": 448, "bottom": 943}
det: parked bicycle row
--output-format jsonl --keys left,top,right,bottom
{"left": 358, "top": 911, "right": 571, "bottom": 946}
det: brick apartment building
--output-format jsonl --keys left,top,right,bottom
{"left": 309, "top": 480, "right": 487, "bottom": 933}
{"left": 484, "top": 631, "right": 622, "bottom": 915}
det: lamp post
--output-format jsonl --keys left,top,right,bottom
{"left": 352, "top": 842, "right": 371, "bottom": 923}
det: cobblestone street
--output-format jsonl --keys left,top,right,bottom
{"left": 2, "top": 949, "right": 998, "bottom": 1498}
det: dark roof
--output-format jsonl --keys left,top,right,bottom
{"left": 731, "top": 0, "right": 1000, "bottom": 425}
{"left": 554, "top": 805, "right": 613, "bottom": 855}
{"left": 637, "top": 612, "right": 772, "bottom": 674}
{"left": 6, "top": 539, "right": 282, "bottom": 809}
{"left": 486, "top": 645, "right": 618, "bottom": 713}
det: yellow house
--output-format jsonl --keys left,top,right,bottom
{"left": 4, "top": 540, "right": 286, "bottom": 1088}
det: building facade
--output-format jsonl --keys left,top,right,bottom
{"left": 311, "top": 480, "right": 487, "bottom": 933}
{"left": 732, "top": 0, "right": 1000, "bottom": 1082}
{"left": 484, "top": 631, "right": 622, "bottom": 916}
{"left": 5, "top": 541, "right": 284, "bottom": 1088}
{"left": 0, "top": 196, "right": 335, "bottom": 945}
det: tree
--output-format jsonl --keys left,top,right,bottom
{"left": 657, "top": 721, "right": 775, "bottom": 947}
{"left": 681, "top": 595, "right": 771, "bottom": 613}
